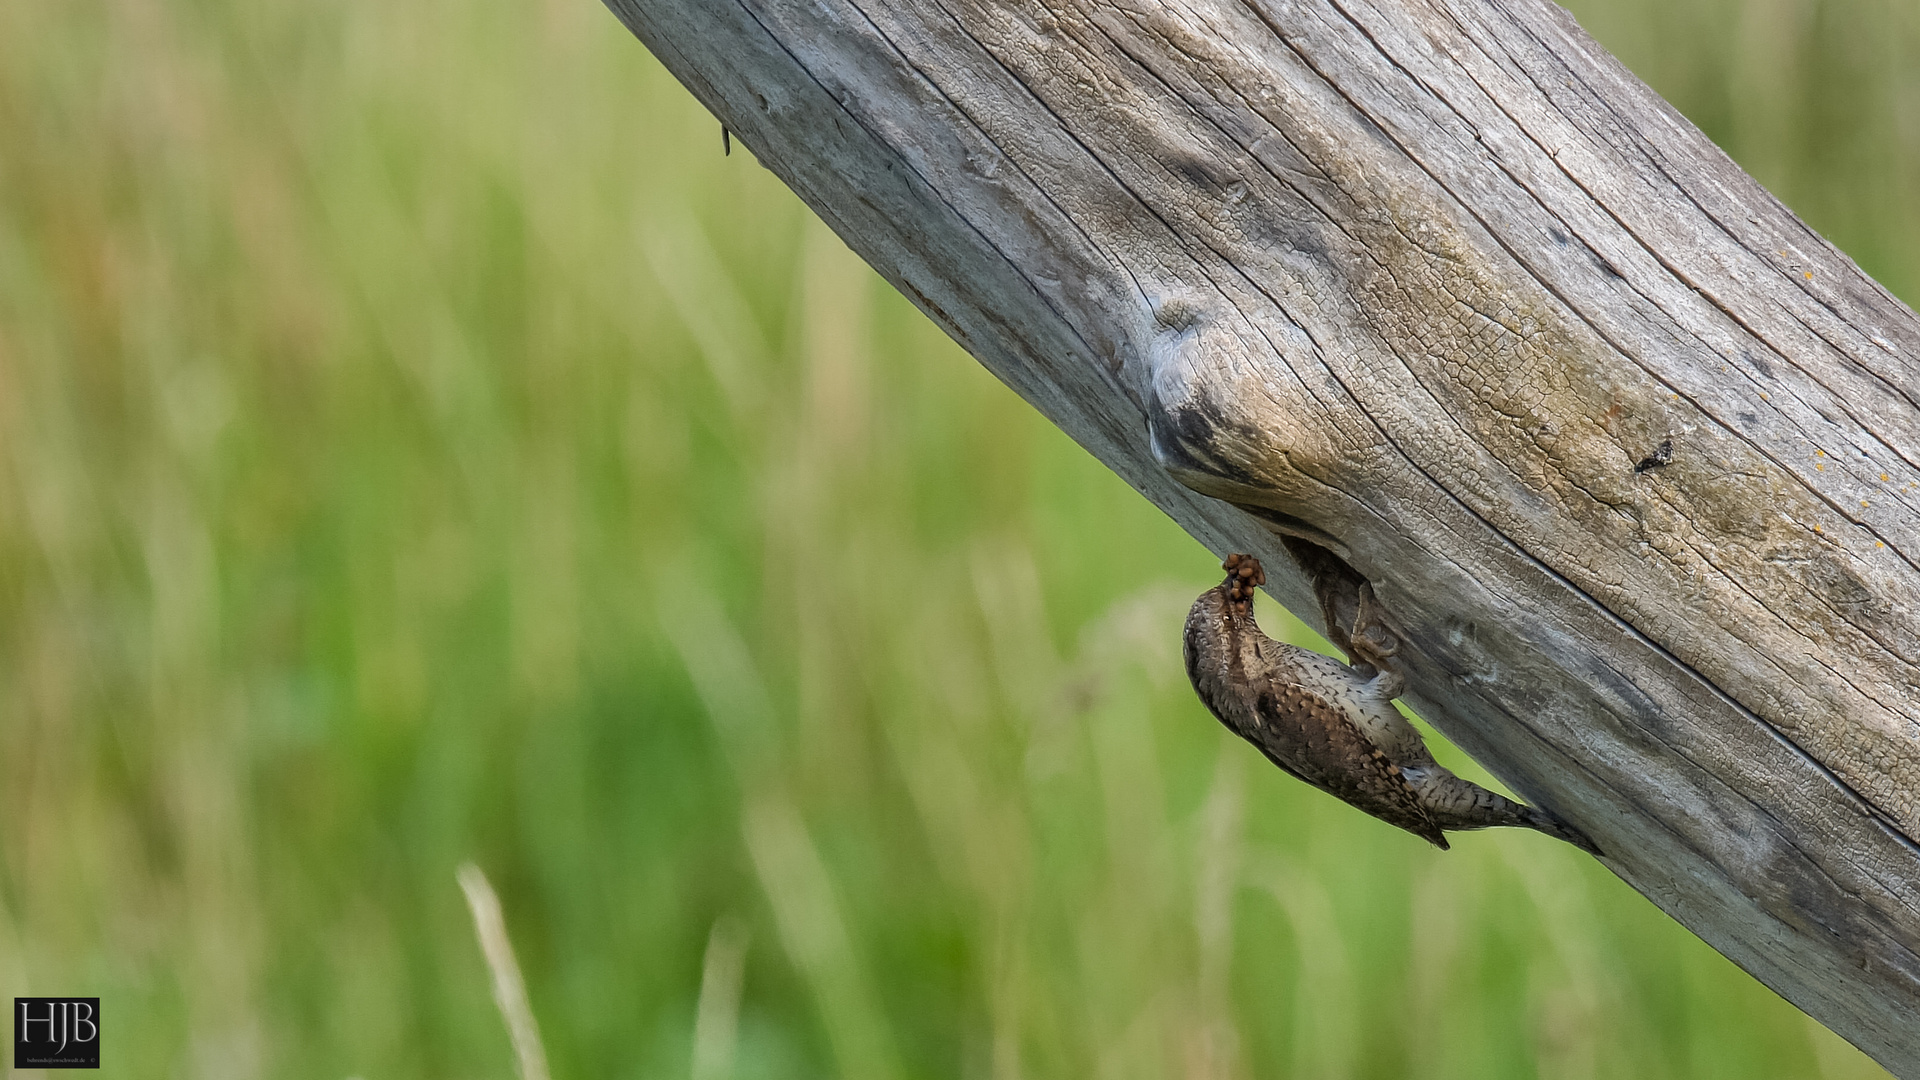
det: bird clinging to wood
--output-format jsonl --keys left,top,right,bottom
{"left": 1184, "top": 553, "right": 1598, "bottom": 854}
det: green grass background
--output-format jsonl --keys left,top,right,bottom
{"left": 0, "top": 0, "right": 1914, "bottom": 1076}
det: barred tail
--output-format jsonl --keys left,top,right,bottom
{"left": 1518, "top": 805, "right": 1604, "bottom": 857}
{"left": 1413, "top": 770, "right": 1603, "bottom": 856}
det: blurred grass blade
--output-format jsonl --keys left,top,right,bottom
{"left": 458, "top": 863, "right": 552, "bottom": 1080}
{"left": 1250, "top": 851, "right": 1356, "bottom": 1080}
{"left": 743, "top": 795, "right": 902, "bottom": 1080}
{"left": 691, "top": 917, "right": 750, "bottom": 1080}
{"left": 641, "top": 216, "right": 772, "bottom": 419}
{"left": 656, "top": 574, "right": 781, "bottom": 779}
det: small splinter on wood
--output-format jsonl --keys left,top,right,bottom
{"left": 1183, "top": 553, "right": 1600, "bottom": 854}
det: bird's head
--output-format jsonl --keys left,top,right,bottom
{"left": 1219, "top": 553, "right": 1266, "bottom": 609}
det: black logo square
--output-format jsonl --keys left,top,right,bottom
{"left": 14, "top": 998, "right": 99, "bottom": 1069}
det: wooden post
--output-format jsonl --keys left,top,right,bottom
{"left": 602, "top": 0, "right": 1920, "bottom": 1071}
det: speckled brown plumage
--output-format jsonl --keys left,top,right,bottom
{"left": 1184, "top": 554, "right": 1599, "bottom": 854}
{"left": 1246, "top": 676, "right": 1449, "bottom": 847}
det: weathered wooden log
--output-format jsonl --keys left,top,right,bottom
{"left": 601, "top": 0, "right": 1920, "bottom": 1071}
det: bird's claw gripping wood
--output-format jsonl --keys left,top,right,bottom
{"left": 1184, "top": 554, "right": 1600, "bottom": 855}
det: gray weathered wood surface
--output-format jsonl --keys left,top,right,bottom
{"left": 601, "top": 0, "right": 1920, "bottom": 1070}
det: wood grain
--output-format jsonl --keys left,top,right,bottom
{"left": 601, "top": 0, "right": 1920, "bottom": 1070}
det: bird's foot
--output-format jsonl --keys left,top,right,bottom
{"left": 1366, "top": 665, "right": 1407, "bottom": 703}
{"left": 1350, "top": 581, "right": 1402, "bottom": 677}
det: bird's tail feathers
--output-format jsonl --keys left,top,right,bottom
{"left": 1417, "top": 773, "right": 1603, "bottom": 856}
{"left": 1517, "top": 805, "right": 1604, "bottom": 857}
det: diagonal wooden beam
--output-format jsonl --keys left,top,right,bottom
{"left": 601, "top": 0, "right": 1920, "bottom": 1071}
